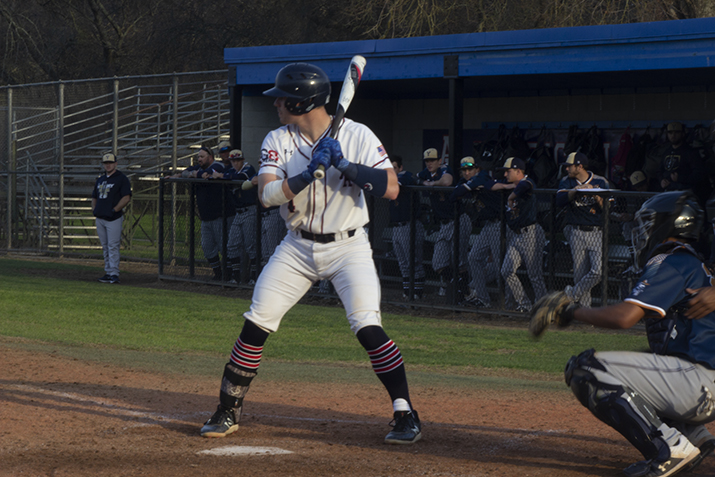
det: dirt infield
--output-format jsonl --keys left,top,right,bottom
{"left": 1, "top": 346, "right": 713, "bottom": 477}
{"left": 1, "top": 258, "right": 713, "bottom": 476}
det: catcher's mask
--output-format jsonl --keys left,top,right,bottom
{"left": 263, "top": 63, "right": 331, "bottom": 115}
{"left": 631, "top": 190, "right": 703, "bottom": 269}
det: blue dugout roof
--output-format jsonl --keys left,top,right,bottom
{"left": 225, "top": 17, "right": 715, "bottom": 98}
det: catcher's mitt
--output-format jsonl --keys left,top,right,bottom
{"left": 528, "top": 291, "right": 579, "bottom": 338}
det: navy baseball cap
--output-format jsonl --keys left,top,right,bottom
{"left": 565, "top": 152, "right": 588, "bottom": 168}
{"left": 499, "top": 157, "right": 526, "bottom": 171}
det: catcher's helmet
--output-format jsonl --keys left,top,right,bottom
{"left": 631, "top": 190, "right": 703, "bottom": 269}
{"left": 263, "top": 63, "right": 331, "bottom": 115}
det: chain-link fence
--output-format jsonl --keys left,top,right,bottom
{"left": 158, "top": 177, "right": 662, "bottom": 312}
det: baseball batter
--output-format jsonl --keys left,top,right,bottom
{"left": 533, "top": 191, "right": 715, "bottom": 477}
{"left": 200, "top": 63, "right": 422, "bottom": 445}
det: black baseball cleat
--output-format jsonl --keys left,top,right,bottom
{"left": 98, "top": 274, "right": 112, "bottom": 283}
{"left": 384, "top": 410, "right": 422, "bottom": 445}
{"left": 622, "top": 437, "right": 700, "bottom": 477}
{"left": 200, "top": 405, "right": 240, "bottom": 438}
{"left": 683, "top": 438, "right": 715, "bottom": 473}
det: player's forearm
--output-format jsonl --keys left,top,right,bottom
{"left": 573, "top": 301, "right": 644, "bottom": 329}
{"left": 337, "top": 161, "right": 397, "bottom": 199}
{"left": 433, "top": 174, "right": 453, "bottom": 187}
{"left": 259, "top": 178, "right": 295, "bottom": 208}
{"left": 113, "top": 195, "right": 131, "bottom": 212}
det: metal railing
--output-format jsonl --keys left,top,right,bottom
{"left": 1, "top": 71, "right": 230, "bottom": 253}
{"left": 156, "top": 178, "right": 658, "bottom": 314}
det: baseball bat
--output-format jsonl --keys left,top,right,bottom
{"left": 314, "top": 55, "right": 367, "bottom": 179}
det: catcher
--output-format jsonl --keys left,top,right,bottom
{"left": 530, "top": 190, "right": 715, "bottom": 477}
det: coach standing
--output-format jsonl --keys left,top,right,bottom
{"left": 92, "top": 153, "right": 132, "bottom": 284}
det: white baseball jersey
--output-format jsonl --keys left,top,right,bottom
{"left": 259, "top": 118, "right": 391, "bottom": 234}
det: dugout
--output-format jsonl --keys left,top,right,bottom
{"left": 224, "top": 17, "right": 715, "bottom": 177}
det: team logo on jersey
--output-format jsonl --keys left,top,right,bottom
{"left": 261, "top": 148, "right": 279, "bottom": 164}
{"left": 377, "top": 145, "right": 388, "bottom": 158}
{"left": 97, "top": 181, "right": 115, "bottom": 199}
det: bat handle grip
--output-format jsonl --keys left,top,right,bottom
{"left": 313, "top": 165, "right": 326, "bottom": 179}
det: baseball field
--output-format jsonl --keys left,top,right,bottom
{"left": 1, "top": 256, "right": 712, "bottom": 476}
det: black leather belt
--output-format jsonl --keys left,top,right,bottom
{"left": 300, "top": 229, "right": 356, "bottom": 244}
{"left": 576, "top": 225, "right": 600, "bottom": 232}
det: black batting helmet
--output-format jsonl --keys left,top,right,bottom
{"left": 631, "top": 190, "right": 704, "bottom": 269}
{"left": 263, "top": 63, "right": 331, "bottom": 115}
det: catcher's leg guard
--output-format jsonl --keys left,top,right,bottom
{"left": 565, "top": 349, "right": 669, "bottom": 461}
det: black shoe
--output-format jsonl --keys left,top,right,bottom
{"left": 384, "top": 410, "right": 422, "bottom": 445}
{"left": 98, "top": 274, "right": 112, "bottom": 283}
{"left": 623, "top": 437, "right": 700, "bottom": 477}
{"left": 108, "top": 275, "right": 120, "bottom": 284}
{"left": 683, "top": 438, "right": 715, "bottom": 473}
{"left": 200, "top": 405, "right": 240, "bottom": 438}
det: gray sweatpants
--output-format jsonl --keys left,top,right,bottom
{"left": 96, "top": 216, "right": 123, "bottom": 276}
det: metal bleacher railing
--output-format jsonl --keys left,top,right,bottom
{"left": 0, "top": 71, "right": 230, "bottom": 257}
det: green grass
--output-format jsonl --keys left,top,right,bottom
{"left": 0, "top": 257, "right": 649, "bottom": 378}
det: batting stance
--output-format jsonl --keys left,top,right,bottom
{"left": 530, "top": 191, "right": 715, "bottom": 477}
{"left": 200, "top": 63, "right": 422, "bottom": 445}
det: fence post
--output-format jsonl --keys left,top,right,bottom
{"left": 158, "top": 179, "right": 165, "bottom": 275}
{"left": 58, "top": 82, "right": 65, "bottom": 256}
{"left": 113, "top": 78, "right": 119, "bottom": 155}
{"left": 6, "top": 87, "right": 12, "bottom": 250}
{"left": 171, "top": 74, "right": 179, "bottom": 265}
{"left": 408, "top": 188, "right": 417, "bottom": 300}
{"left": 601, "top": 194, "right": 611, "bottom": 307}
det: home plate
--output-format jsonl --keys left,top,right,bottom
{"left": 198, "top": 446, "right": 293, "bottom": 456}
